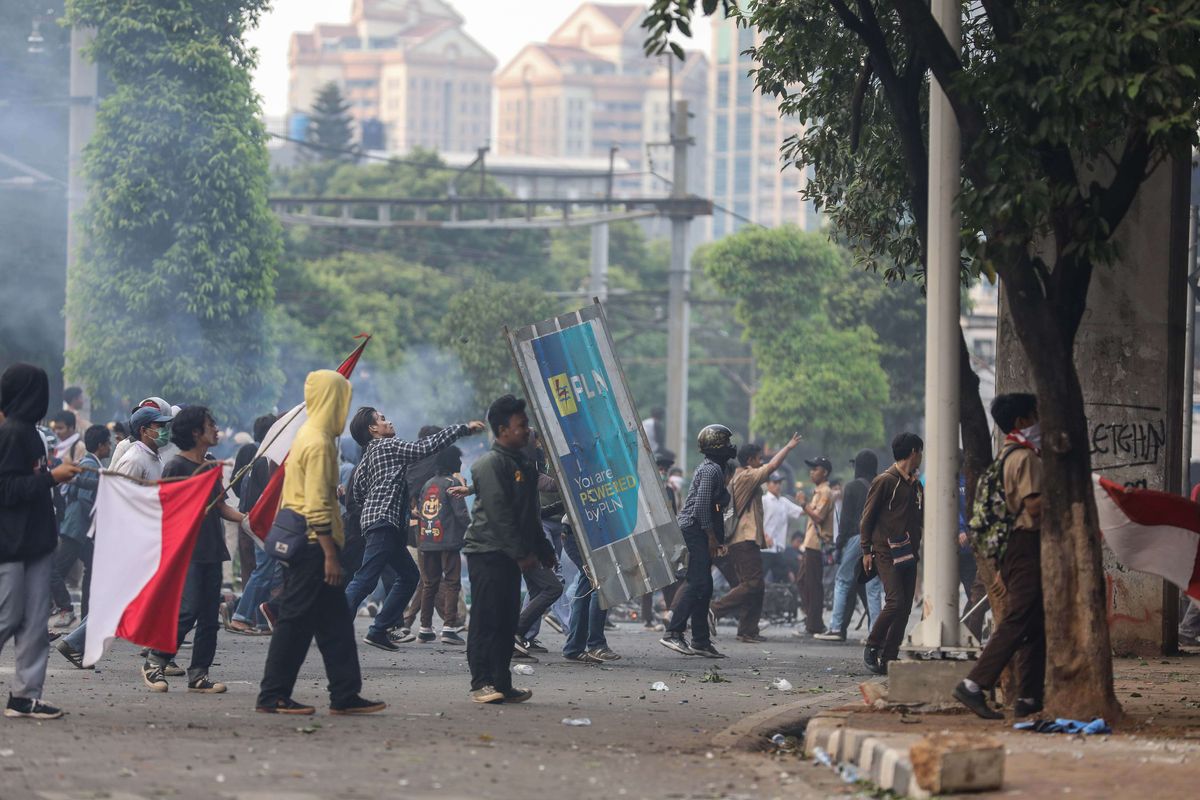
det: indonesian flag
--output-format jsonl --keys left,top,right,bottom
{"left": 83, "top": 466, "right": 223, "bottom": 666}
{"left": 1094, "top": 475, "right": 1200, "bottom": 601}
{"left": 245, "top": 335, "right": 370, "bottom": 540}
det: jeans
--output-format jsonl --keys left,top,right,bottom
{"left": 551, "top": 530, "right": 578, "bottom": 629}
{"left": 233, "top": 545, "right": 280, "bottom": 627}
{"left": 1181, "top": 598, "right": 1200, "bottom": 639}
{"left": 148, "top": 560, "right": 223, "bottom": 682}
{"left": 0, "top": 554, "right": 53, "bottom": 699}
{"left": 562, "top": 528, "right": 607, "bottom": 656}
{"left": 50, "top": 536, "right": 92, "bottom": 615}
{"left": 710, "top": 540, "right": 766, "bottom": 637}
{"left": 418, "top": 550, "right": 463, "bottom": 630}
{"left": 258, "top": 543, "right": 362, "bottom": 709}
{"left": 665, "top": 526, "right": 714, "bottom": 647}
{"left": 517, "top": 563, "right": 563, "bottom": 639}
{"left": 466, "top": 550, "right": 521, "bottom": 693}
{"left": 344, "top": 523, "right": 420, "bottom": 638}
{"left": 64, "top": 617, "right": 87, "bottom": 651}
{"left": 828, "top": 536, "right": 882, "bottom": 634}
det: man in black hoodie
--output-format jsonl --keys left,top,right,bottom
{"left": 815, "top": 450, "right": 884, "bottom": 642}
{"left": 0, "top": 364, "right": 81, "bottom": 719}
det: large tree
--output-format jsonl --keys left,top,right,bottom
{"left": 65, "top": 0, "right": 280, "bottom": 422}
{"left": 306, "top": 81, "right": 355, "bottom": 160}
{"left": 646, "top": 0, "right": 1200, "bottom": 718}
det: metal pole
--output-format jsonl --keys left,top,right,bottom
{"left": 65, "top": 27, "right": 97, "bottom": 384}
{"left": 589, "top": 221, "right": 609, "bottom": 303}
{"left": 665, "top": 100, "right": 691, "bottom": 465}
{"left": 910, "top": 0, "right": 965, "bottom": 653}
{"left": 1184, "top": 204, "right": 1198, "bottom": 485}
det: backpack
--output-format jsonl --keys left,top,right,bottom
{"left": 967, "top": 445, "right": 1024, "bottom": 563}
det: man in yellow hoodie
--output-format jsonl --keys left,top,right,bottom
{"left": 256, "top": 370, "right": 385, "bottom": 716}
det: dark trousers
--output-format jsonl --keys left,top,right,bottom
{"left": 466, "top": 550, "right": 522, "bottom": 693}
{"left": 710, "top": 540, "right": 765, "bottom": 637}
{"left": 967, "top": 530, "right": 1045, "bottom": 701}
{"left": 665, "top": 526, "right": 714, "bottom": 647}
{"left": 343, "top": 523, "right": 420, "bottom": 638}
{"left": 517, "top": 563, "right": 563, "bottom": 638}
{"left": 418, "top": 550, "right": 463, "bottom": 630}
{"left": 258, "top": 544, "right": 362, "bottom": 708}
{"left": 51, "top": 536, "right": 93, "bottom": 616}
{"left": 865, "top": 553, "right": 918, "bottom": 661}
{"left": 149, "top": 561, "right": 223, "bottom": 682}
{"left": 800, "top": 547, "right": 826, "bottom": 633}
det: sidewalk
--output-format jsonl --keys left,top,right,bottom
{"left": 801, "top": 653, "right": 1200, "bottom": 798}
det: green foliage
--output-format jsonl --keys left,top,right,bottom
{"left": 696, "top": 226, "right": 888, "bottom": 452}
{"left": 64, "top": 0, "right": 280, "bottom": 422}
{"left": 307, "top": 82, "right": 355, "bottom": 159}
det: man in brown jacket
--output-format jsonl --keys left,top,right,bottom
{"left": 860, "top": 432, "right": 924, "bottom": 674}
{"left": 711, "top": 434, "right": 801, "bottom": 641}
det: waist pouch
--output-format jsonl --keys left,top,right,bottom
{"left": 887, "top": 531, "right": 915, "bottom": 565}
{"left": 265, "top": 508, "right": 310, "bottom": 562}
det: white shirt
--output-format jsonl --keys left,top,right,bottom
{"left": 111, "top": 441, "right": 163, "bottom": 482}
{"left": 762, "top": 491, "right": 805, "bottom": 552}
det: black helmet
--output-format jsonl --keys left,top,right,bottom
{"left": 697, "top": 424, "right": 736, "bottom": 462}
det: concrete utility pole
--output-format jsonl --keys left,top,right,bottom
{"left": 908, "top": 0, "right": 973, "bottom": 654}
{"left": 665, "top": 100, "right": 692, "bottom": 464}
{"left": 1185, "top": 204, "right": 1198, "bottom": 478}
{"left": 590, "top": 145, "right": 619, "bottom": 303}
{"left": 65, "top": 27, "right": 97, "bottom": 367}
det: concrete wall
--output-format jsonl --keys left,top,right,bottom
{"left": 995, "top": 156, "right": 1190, "bottom": 656}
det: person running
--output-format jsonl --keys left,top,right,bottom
{"left": 659, "top": 424, "right": 737, "bottom": 659}
{"left": 0, "top": 363, "right": 81, "bottom": 719}
{"left": 256, "top": 369, "right": 383, "bottom": 716}
{"left": 414, "top": 446, "right": 469, "bottom": 645}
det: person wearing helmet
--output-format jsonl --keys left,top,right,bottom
{"left": 659, "top": 424, "right": 737, "bottom": 659}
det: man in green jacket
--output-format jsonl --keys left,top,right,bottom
{"left": 461, "top": 395, "right": 550, "bottom": 704}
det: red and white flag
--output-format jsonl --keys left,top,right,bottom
{"left": 83, "top": 466, "right": 223, "bottom": 666}
{"left": 245, "top": 335, "right": 370, "bottom": 541}
{"left": 1094, "top": 475, "right": 1200, "bottom": 601}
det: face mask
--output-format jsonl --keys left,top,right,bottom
{"left": 1019, "top": 422, "right": 1042, "bottom": 449}
{"left": 153, "top": 427, "right": 170, "bottom": 448}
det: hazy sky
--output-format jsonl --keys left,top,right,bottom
{"left": 246, "top": 1, "right": 712, "bottom": 117}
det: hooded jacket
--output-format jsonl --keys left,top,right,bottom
{"left": 281, "top": 370, "right": 351, "bottom": 547}
{"left": 0, "top": 364, "right": 59, "bottom": 562}
{"left": 836, "top": 449, "right": 879, "bottom": 551}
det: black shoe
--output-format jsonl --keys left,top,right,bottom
{"left": 363, "top": 631, "right": 400, "bottom": 652}
{"left": 564, "top": 651, "right": 604, "bottom": 663}
{"left": 330, "top": 695, "right": 387, "bottom": 715}
{"left": 513, "top": 635, "right": 532, "bottom": 656}
{"left": 187, "top": 675, "right": 227, "bottom": 694}
{"left": 659, "top": 634, "right": 694, "bottom": 655}
{"left": 691, "top": 642, "right": 726, "bottom": 659}
{"left": 162, "top": 660, "right": 185, "bottom": 677}
{"left": 440, "top": 631, "right": 466, "bottom": 646}
{"left": 55, "top": 639, "right": 92, "bottom": 670}
{"left": 525, "top": 638, "right": 549, "bottom": 654}
{"left": 1013, "top": 698, "right": 1044, "bottom": 718}
{"left": 417, "top": 630, "right": 437, "bottom": 644}
{"left": 501, "top": 687, "right": 533, "bottom": 703}
{"left": 4, "top": 694, "right": 63, "bottom": 720}
{"left": 954, "top": 682, "right": 1004, "bottom": 720}
{"left": 863, "top": 645, "right": 882, "bottom": 674}
{"left": 255, "top": 697, "right": 315, "bottom": 715}
{"left": 813, "top": 631, "right": 846, "bottom": 642}
{"left": 736, "top": 634, "right": 768, "bottom": 643}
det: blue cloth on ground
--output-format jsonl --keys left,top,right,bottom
{"left": 1013, "top": 718, "right": 1111, "bottom": 735}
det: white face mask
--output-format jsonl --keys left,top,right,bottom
{"left": 1020, "top": 422, "right": 1042, "bottom": 449}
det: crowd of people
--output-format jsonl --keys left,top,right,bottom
{"left": 0, "top": 356, "right": 1099, "bottom": 723}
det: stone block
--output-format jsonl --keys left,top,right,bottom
{"left": 886, "top": 659, "right": 974, "bottom": 706}
{"left": 802, "top": 715, "right": 844, "bottom": 758}
{"left": 909, "top": 732, "right": 1004, "bottom": 794}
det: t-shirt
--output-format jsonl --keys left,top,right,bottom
{"left": 162, "top": 455, "right": 230, "bottom": 564}
{"left": 803, "top": 482, "right": 834, "bottom": 550}
{"left": 1002, "top": 445, "right": 1041, "bottom": 531}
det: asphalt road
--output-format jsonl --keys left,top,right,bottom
{"left": 0, "top": 617, "right": 871, "bottom": 800}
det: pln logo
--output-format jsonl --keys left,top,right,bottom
{"left": 549, "top": 373, "right": 578, "bottom": 417}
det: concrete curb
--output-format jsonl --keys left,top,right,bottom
{"left": 804, "top": 713, "right": 931, "bottom": 798}
{"left": 711, "top": 689, "right": 861, "bottom": 752}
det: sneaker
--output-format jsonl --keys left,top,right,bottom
{"left": 471, "top": 685, "right": 504, "bottom": 704}
{"left": 364, "top": 631, "right": 400, "bottom": 652}
{"left": 813, "top": 631, "right": 847, "bottom": 642}
{"left": 543, "top": 614, "right": 565, "bottom": 634}
{"left": 659, "top": 634, "right": 694, "bottom": 656}
{"left": 501, "top": 687, "right": 533, "bottom": 703}
{"left": 364, "top": 601, "right": 380, "bottom": 618}
{"left": 954, "top": 682, "right": 1004, "bottom": 720}
{"left": 256, "top": 697, "right": 315, "bottom": 715}
{"left": 1013, "top": 698, "right": 1044, "bottom": 718}
{"left": 447, "top": 624, "right": 467, "bottom": 634}
{"left": 141, "top": 664, "right": 168, "bottom": 693}
{"left": 863, "top": 646, "right": 882, "bottom": 674}
{"left": 691, "top": 642, "right": 727, "bottom": 659}
{"left": 511, "top": 650, "right": 539, "bottom": 663}
{"left": 736, "top": 634, "right": 768, "bottom": 643}
{"left": 226, "top": 619, "right": 264, "bottom": 635}
{"left": 525, "top": 638, "right": 549, "bottom": 654}
{"left": 588, "top": 646, "right": 622, "bottom": 662}
{"left": 513, "top": 636, "right": 532, "bottom": 657}
{"left": 417, "top": 630, "right": 437, "bottom": 644}
{"left": 564, "top": 651, "right": 603, "bottom": 664}
{"left": 330, "top": 695, "right": 387, "bottom": 715}
{"left": 440, "top": 631, "right": 466, "bottom": 646}
{"left": 163, "top": 661, "right": 186, "bottom": 677}
{"left": 604, "top": 619, "right": 617, "bottom": 630}
{"left": 49, "top": 609, "right": 76, "bottom": 629}
{"left": 388, "top": 628, "right": 416, "bottom": 644}
{"left": 4, "top": 694, "right": 63, "bottom": 720}
{"left": 187, "top": 675, "right": 227, "bottom": 694}
{"left": 46, "top": 630, "right": 62, "bottom": 643}
{"left": 55, "top": 639, "right": 92, "bottom": 670}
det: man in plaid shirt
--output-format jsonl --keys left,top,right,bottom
{"left": 345, "top": 406, "right": 485, "bottom": 651}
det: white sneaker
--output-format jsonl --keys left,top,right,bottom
{"left": 49, "top": 610, "right": 76, "bottom": 629}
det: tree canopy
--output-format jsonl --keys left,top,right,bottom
{"left": 307, "top": 81, "right": 355, "bottom": 159}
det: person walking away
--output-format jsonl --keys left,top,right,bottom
{"left": 659, "top": 424, "right": 737, "bottom": 659}
{"left": 415, "top": 446, "right": 469, "bottom": 645}
{"left": 256, "top": 370, "right": 384, "bottom": 716}
{"left": 711, "top": 434, "right": 802, "bottom": 642}
{"left": 142, "top": 406, "right": 250, "bottom": 694}
{"left": 860, "top": 433, "right": 925, "bottom": 674}
{"left": 0, "top": 363, "right": 81, "bottom": 719}
{"left": 955, "top": 393, "right": 1045, "bottom": 719}
{"left": 459, "top": 395, "right": 546, "bottom": 704}
{"left": 797, "top": 457, "right": 835, "bottom": 634}
{"left": 817, "top": 450, "right": 884, "bottom": 642}
{"left": 344, "top": 408, "right": 481, "bottom": 651}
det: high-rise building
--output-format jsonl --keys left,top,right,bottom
{"left": 287, "top": 0, "right": 495, "bottom": 153}
{"left": 493, "top": 3, "right": 707, "bottom": 200}
{"left": 707, "top": 17, "right": 818, "bottom": 239}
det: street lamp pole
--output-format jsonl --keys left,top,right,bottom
{"left": 64, "top": 26, "right": 96, "bottom": 384}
